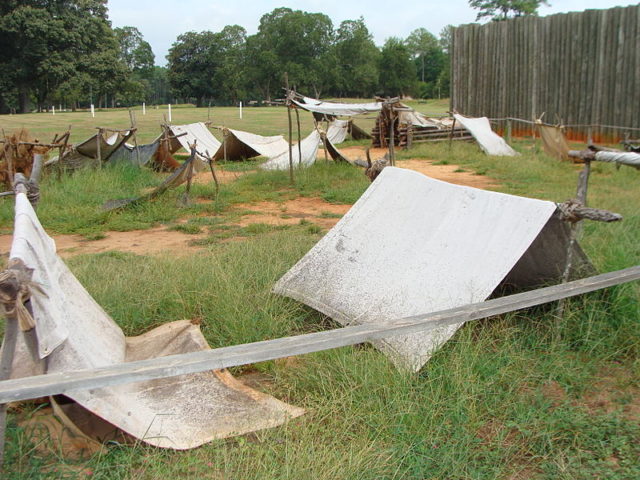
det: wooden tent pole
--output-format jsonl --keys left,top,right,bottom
{"left": 557, "top": 159, "right": 592, "bottom": 318}
{"left": 285, "top": 73, "right": 294, "bottom": 184}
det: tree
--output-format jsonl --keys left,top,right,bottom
{"left": 245, "top": 8, "right": 333, "bottom": 100}
{"left": 0, "top": 1, "right": 125, "bottom": 112}
{"left": 332, "top": 18, "right": 379, "bottom": 97}
{"left": 405, "top": 28, "right": 443, "bottom": 84}
{"left": 167, "top": 26, "right": 247, "bottom": 106}
{"left": 469, "top": 0, "right": 549, "bottom": 21}
{"left": 114, "top": 27, "right": 154, "bottom": 74}
{"left": 378, "top": 38, "right": 416, "bottom": 97}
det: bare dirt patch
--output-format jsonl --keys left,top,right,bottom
{"left": 338, "top": 146, "right": 498, "bottom": 189}
{"left": 577, "top": 364, "right": 640, "bottom": 422}
{"left": 233, "top": 197, "right": 350, "bottom": 229}
{"left": 192, "top": 167, "right": 249, "bottom": 185}
{"left": 0, "top": 226, "right": 207, "bottom": 259}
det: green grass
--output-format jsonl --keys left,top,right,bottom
{"left": 2, "top": 104, "right": 640, "bottom": 479}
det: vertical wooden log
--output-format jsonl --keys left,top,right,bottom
{"left": 388, "top": 111, "right": 396, "bottom": 167}
{"left": 448, "top": 116, "right": 457, "bottom": 150}
{"left": 96, "top": 128, "right": 102, "bottom": 167}
{"left": 506, "top": 119, "right": 512, "bottom": 144}
{"left": 285, "top": 73, "right": 294, "bottom": 184}
{"left": 129, "top": 110, "right": 141, "bottom": 166}
{"left": 557, "top": 159, "right": 592, "bottom": 318}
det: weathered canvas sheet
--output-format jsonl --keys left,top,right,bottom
{"left": 261, "top": 130, "right": 321, "bottom": 170}
{"left": 538, "top": 124, "right": 570, "bottom": 161}
{"left": 108, "top": 139, "right": 161, "bottom": 166}
{"left": 7, "top": 192, "right": 304, "bottom": 449}
{"left": 60, "top": 130, "right": 134, "bottom": 170}
{"left": 168, "top": 123, "right": 221, "bottom": 172}
{"left": 213, "top": 129, "right": 289, "bottom": 161}
{"left": 326, "top": 120, "right": 349, "bottom": 144}
{"left": 453, "top": 114, "right": 518, "bottom": 156}
{"left": 293, "top": 96, "right": 382, "bottom": 116}
{"left": 595, "top": 151, "right": 640, "bottom": 167}
{"left": 274, "top": 167, "right": 560, "bottom": 371}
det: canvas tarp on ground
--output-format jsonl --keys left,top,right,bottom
{"left": 59, "top": 130, "right": 133, "bottom": 170}
{"left": 293, "top": 96, "right": 383, "bottom": 117}
{"left": 453, "top": 114, "right": 518, "bottom": 156}
{"left": 212, "top": 129, "right": 290, "bottom": 161}
{"left": 538, "top": 124, "right": 570, "bottom": 161}
{"left": 6, "top": 192, "right": 304, "bottom": 449}
{"left": 274, "top": 167, "right": 592, "bottom": 372}
{"left": 165, "top": 123, "right": 221, "bottom": 171}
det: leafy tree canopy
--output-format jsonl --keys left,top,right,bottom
{"left": 469, "top": 0, "right": 549, "bottom": 21}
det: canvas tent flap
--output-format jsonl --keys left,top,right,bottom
{"left": 108, "top": 139, "right": 161, "bottom": 166}
{"left": 453, "top": 114, "right": 518, "bottom": 156}
{"left": 7, "top": 192, "right": 304, "bottom": 449}
{"left": 213, "top": 129, "right": 290, "bottom": 161}
{"left": 538, "top": 124, "right": 570, "bottom": 161}
{"left": 293, "top": 96, "right": 382, "bottom": 116}
{"left": 274, "top": 167, "right": 570, "bottom": 371}
{"left": 326, "top": 120, "right": 349, "bottom": 144}
{"left": 167, "top": 123, "right": 221, "bottom": 172}
{"left": 59, "top": 130, "right": 134, "bottom": 170}
{"left": 261, "top": 130, "right": 321, "bottom": 170}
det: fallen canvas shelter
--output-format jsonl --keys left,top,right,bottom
{"left": 453, "top": 114, "right": 518, "bottom": 156}
{"left": 274, "top": 167, "right": 592, "bottom": 371}
{"left": 325, "top": 120, "right": 372, "bottom": 144}
{"left": 6, "top": 192, "right": 303, "bottom": 449}
{"left": 213, "top": 128, "right": 290, "bottom": 161}
{"left": 59, "top": 130, "right": 133, "bottom": 170}
{"left": 537, "top": 123, "right": 570, "bottom": 161}
{"left": 103, "top": 153, "right": 197, "bottom": 210}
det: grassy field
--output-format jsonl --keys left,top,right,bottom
{"left": 0, "top": 98, "right": 450, "bottom": 145}
{"left": 2, "top": 102, "right": 639, "bottom": 479}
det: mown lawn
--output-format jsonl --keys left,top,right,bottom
{"left": 1, "top": 106, "right": 639, "bottom": 479}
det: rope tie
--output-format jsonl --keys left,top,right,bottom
{"left": 556, "top": 200, "right": 582, "bottom": 223}
{"left": 0, "top": 259, "right": 45, "bottom": 331}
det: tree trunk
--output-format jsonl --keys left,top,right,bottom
{"left": 18, "top": 86, "right": 29, "bottom": 114}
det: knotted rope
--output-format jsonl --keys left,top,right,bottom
{"left": 0, "top": 259, "right": 45, "bottom": 331}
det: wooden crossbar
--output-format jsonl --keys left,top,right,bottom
{"left": 0, "top": 265, "right": 638, "bottom": 404}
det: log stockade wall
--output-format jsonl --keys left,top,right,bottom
{"left": 451, "top": 5, "right": 640, "bottom": 143}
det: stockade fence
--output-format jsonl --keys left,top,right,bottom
{"left": 451, "top": 5, "right": 640, "bottom": 143}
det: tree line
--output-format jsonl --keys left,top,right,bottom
{"left": 167, "top": 8, "right": 452, "bottom": 106}
{"left": 0, "top": 1, "right": 547, "bottom": 113}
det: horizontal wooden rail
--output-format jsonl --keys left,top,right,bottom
{"left": 1, "top": 265, "right": 639, "bottom": 404}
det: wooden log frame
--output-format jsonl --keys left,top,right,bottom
{"left": 0, "top": 265, "right": 638, "bottom": 406}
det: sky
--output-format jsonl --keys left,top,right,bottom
{"left": 106, "top": 0, "right": 637, "bottom": 66}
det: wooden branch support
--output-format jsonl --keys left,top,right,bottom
{"left": 0, "top": 265, "right": 638, "bottom": 405}
{"left": 569, "top": 149, "right": 640, "bottom": 168}
{"left": 557, "top": 159, "right": 591, "bottom": 317}
{"left": 284, "top": 73, "right": 294, "bottom": 184}
{"left": 295, "top": 106, "right": 302, "bottom": 167}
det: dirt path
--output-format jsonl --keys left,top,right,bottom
{"left": 0, "top": 197, "right": 349, "bottom": 258}
{"left": 0, "top": 151, "right": 498, "bottom": 258}
{"left": 338, "top": 146, "right": 498, "bottom": 189}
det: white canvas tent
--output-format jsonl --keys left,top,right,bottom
{"left": 166, "top": 123, "right": 222, "bottom": 171}
{"left": 453, "top": 114, "right": 518, "bottom": 156}
{"left": 261, "top": 130, "right": 322, "bottom": 170}
{"left": 6, "top": 192, "right": 304, "bottom": 449}
{"left": 212, "top": 128, "right": 290, "bottom": 161}
{"left": 274, "top": 167, "right": 592, "bottom": 371}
